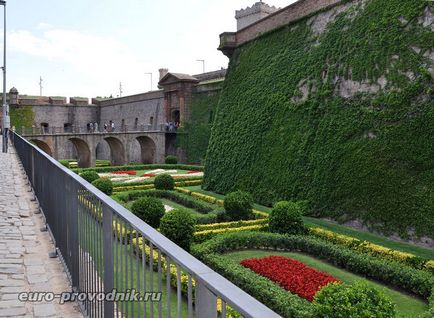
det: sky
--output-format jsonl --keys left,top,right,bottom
{"left": 1, "top": 0, "right": 296, "bottom": 99}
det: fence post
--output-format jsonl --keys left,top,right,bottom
{"left": 195, "top": 280, "right": 217, "bottom": 318}
{"left": 103, "top": 205, "right": 114, "bottom": 318}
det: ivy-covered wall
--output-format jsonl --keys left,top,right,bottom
{"left": 179, "top": 86, "right": 222, "bottom": 164}
{"left": 10, "top": 106, "right": 35, "bottom": 128}
{"left": 204, "top": 0, "right": 434, "bottom": 238}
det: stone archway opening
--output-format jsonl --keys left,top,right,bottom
{"left": 137, "top": 136, "right": 156, "bottom": 164}
{"left": 30, "top": 139, "right": 53, "bottom": 157}
{"left": 69, "top": 138, "right": 91, "bottom": 168}
{"left": 171, "top": 110, "right": 180, "bottom": 124}
{"left": 104, "top": 137, "right": 126, "bottom": 166}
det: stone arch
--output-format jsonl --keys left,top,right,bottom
{"left": 95, "top": 141, "right": 110, "bottom": 161}
{"left": 30, "top": 139, "right": 52, "bottom": 156}
{"left": 104, "top": 137, "right": 126, "bottom": 166}
{"left": 137, "top": 136, "right": 156, "bottom": 164}
{"left": 69, "top": 138, "right": 91, "bottom": 168}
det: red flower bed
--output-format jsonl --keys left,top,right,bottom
{"left": 112, "top": 170, "right": 136, "bottom": 176}
{"left": 143, "top": 173, "right": 156, "bottom": 177}
{"left": 187, "top": 170, "right": 201, "bottom": 174}
{"left": 241, "top": 256, "right": 340, "bottom": 301}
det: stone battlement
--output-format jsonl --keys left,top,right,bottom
{"left": 220, "top": 0, "right": 348, "bottom": 56}
{"left": 235, "top": 2, "right": 279, "bottom": 19}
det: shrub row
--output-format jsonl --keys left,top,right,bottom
{"left": 310, "top": 227, "right": 433, "bottom": 271}
{"left": 112, "top": 190, "right": 225, "bottom": 224}
{"left": 193, "top": 232, "right": 434, "bottom": 299}
{"left": 111, "top": 176, "right": 203, "bottom": 187}
{"left": 194, "top": 224, "right": 268, "bottom": 243}
{"left": 112, "top": 180, "right": 202, "bottom": 193}
{"left": 72, "top": 164, "right": 204, "bottom": 174}
{"left": 173, "top": 188, "right": 270, "bottom": 220}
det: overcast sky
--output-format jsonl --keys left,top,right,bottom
{"left": 1, "top": 0, "right": 296, "bottom": 98}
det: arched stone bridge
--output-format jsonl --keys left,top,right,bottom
{"left": 23, "top": 131, "right": 176, "bottom": 168}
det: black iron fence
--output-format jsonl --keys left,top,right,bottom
{"left": 10, "top": 132, "right": 279, "bottom": 318}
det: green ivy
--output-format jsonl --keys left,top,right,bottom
{"left": 204, "top": 0, "right": 434, "bottom": 238}
{"left": 178, "top": 89, "right": 221, "bottom": 164}
{"left": 10, "top": 106, "right": 34, "bottom": 128}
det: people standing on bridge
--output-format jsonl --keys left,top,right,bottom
{"left": 111, "top": 121, "right": 115, "bottom": 132}
{"left": 86, "top": 123, "right": 90, "bottom": 133}
{"left": 94, "top": 122, "right": 99, "bottom": 133}
{"left": 89, "top": 122, "right": 94, "bottom": 133}
{"left": 104, "top": 123, "right": 108, "bottom": 133}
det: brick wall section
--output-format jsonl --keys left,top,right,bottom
{"left": 236, "top": 0, "right": 347, "bottom": 45}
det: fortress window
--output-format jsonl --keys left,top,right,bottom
{"left": 41, "top": 123, "right": 49, "bottom": 133}
{"left": 64, "top": 123, "right": 72, "bottom": 133}
{"left": 134, "top": 118, "right": 138, "bottom": 129}
{"left": 150, "top": 116, "right": 154, "bottom": 126}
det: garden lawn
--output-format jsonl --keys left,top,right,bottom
{"left": 159, "top": 199, "right": 202, "bottom": 215}
{"left": 226, "top": 250, "right": 428, "bottom": 318}
{"left": 186, "top": 186, "right": 434, "bottom": 259}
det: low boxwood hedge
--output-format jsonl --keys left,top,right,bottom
{"left": 73, "top": 164, "right": 204, "bottom": 174}
{"left": 112, "top": 189, "right": 225, "bottom": 224}
{"left": 192, "top": 232, "right": 434, "bottom": 300}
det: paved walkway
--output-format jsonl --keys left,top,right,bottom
{"left": 0, "top": 139, "right": 82, "bottom": 317}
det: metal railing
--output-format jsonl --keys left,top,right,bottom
{"left": 10, "top": 131, "right": 280, "bottom": 318}
{"left": 16, "top": 124, "right": 179, "bottom": 136}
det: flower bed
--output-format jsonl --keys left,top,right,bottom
{"left": 241, "top": 256, "right": 339, "bottom": 301}
{"left": 143, "top": 173, "right": 156, "bottom": 177}
{"left": 112, "top": 170, "right": 137, "bottom": 176}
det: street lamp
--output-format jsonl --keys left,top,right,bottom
{"left": 1, "top": 0, "right": 8, "bottom": 153}
{"left": 145, "top": 72, "right": 153, "bottom": 91}
{"left": 196, "top": 59, "right": 205, "bottom": 73}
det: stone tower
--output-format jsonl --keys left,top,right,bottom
{"left": 235, "top": 1, "right": 279, "bottom": 31}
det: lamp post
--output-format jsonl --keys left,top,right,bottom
{"left": 1, "top": 1, "right": 8, "bottom": 153}
{"left": 196, "top": 59, "right": 205, "bottom": 73}
{"left": 145, "top": 72, "right": 153, "bottom": 91}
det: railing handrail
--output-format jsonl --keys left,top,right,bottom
{"left": 11, "top": 131, "right": 280, "bottom": 318}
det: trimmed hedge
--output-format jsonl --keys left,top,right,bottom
{"left": 165, "top": 155, "right": 178, "bottom": 164}
{"left": 192, "top": 232, "right": 434, "bottom": 299}
{"left": 314, "top": 281, "right": 396, "bottom": 317}
{"left": 131, "top": 197, "right": 165, "bottom": 228}
{"left": 160, "top": 209, "right": 196, "bottom": 251}
{"left": 112, "top": 190, "right": 225, "bottom": 224}
{"left": 269, "top": 201, "right": 306, "bottom": 235}
{"left": 73, "top": 164, "right": 204, "bottom": 174}
{"left": 79, "top": 171, "right": 100, "bottom": 183}
{"left": 91, "top": 178, "right": 113, "bottom": 195}
{"left": 154, "top": 174, "right": 175, "bottom": 190}
{"left": 224, "top": 191, "right": 254, "bottom": 221}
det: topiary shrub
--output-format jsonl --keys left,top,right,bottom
{"left": 160, "top": 209, "right": 196, "bottom": 251}
{"left": 224, "top": 191, "right": 253, "bottom": 221}
{"left": 154, "top": 174, "right": 175, "bottom": 190}
{"left": 59, "top": 160, "right": 70, "bottom": 168}
{"left": 79, "top": 171, "right": 100, "bottom": 183}
{"left": 165, "top": 155, "right": 178, "bottom": 164}
{"left": 314, "top": 281, "right": 396, "bottom": 318}
{"left": 91, "top": 178, "right": 113, "bottom": 196}
{"left": 131, "top": 197, "right": 165, "bottom": 228}
{"left": 269, "top": 201, "right": 306, "bottom": 235}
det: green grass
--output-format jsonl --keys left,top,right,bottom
{"left": 185, "top": 186, "right": 434, "bottom": 259}
{"left": 160, "top": 198, "right": 202, "bottom": 215}
{"left": 226, "top": 250, "right": 428, "bottom": 318}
